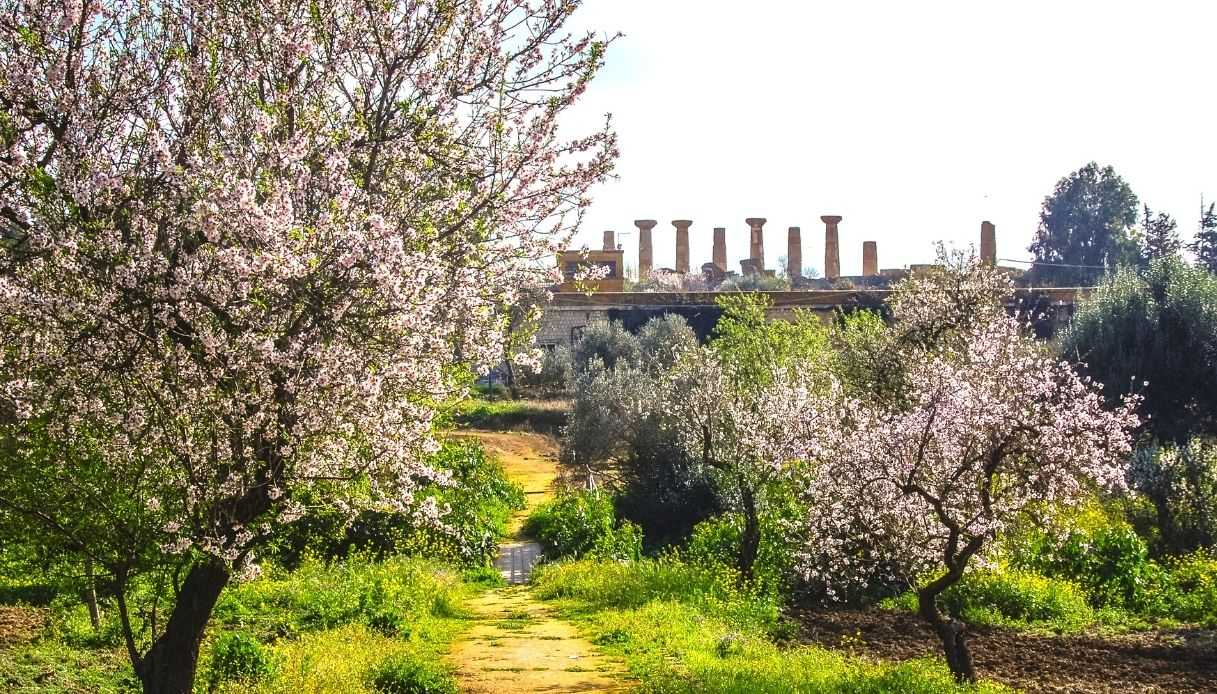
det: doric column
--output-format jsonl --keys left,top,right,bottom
{"left": 821, "top": 215, "right": 842, "bottom": 280}
{"left": 672, "top": 220, "right": 692, "bottom": 273}
{"left": 713, "top": 227, "right": 727, "bottom": 271}
{"left": 634, "top": 219, "right": 656, "bottom": 279}
{"left": 980, "top": 221, "right": 996, "bottom": 266}
{"left": 603, "top": 229, "right": 615, "bottom": 251}
{"left": 787, "top": 227, "right": 802, "bottom": 279}
{"left": 746, "top": 217, "right": 766, "bottom": 271}
{"left": 863, "top": 241, "right": 878, "bottom": 276}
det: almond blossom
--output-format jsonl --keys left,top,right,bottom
{"left": 0, "top": 2, "right": 616, "bottom": 692}
{"left": 791, "top": 260, "right": 1139, "bottom": 683}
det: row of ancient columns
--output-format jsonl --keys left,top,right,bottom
{"left": 627, "top": 216, "right": 862, "bottom": 280}
{"left": 617, "top": 218, "right": 999, "bottom": 280}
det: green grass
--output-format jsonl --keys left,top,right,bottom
{"left": 0, "top": 557, "right": 479, "bottom": 694}
{"left": 532, "top": 559, "right": 1010, "bottom": 693}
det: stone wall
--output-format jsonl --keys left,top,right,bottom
{"left": 534, "top": 288, "right": 1085, "bottom": 348}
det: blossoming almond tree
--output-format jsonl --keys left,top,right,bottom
{"left": 795, "top": 260, "right": 1139, "bottom": 682}
{"left": 0, "top": 1, "right": 615, "bottom": 692}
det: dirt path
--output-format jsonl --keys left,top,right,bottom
{"left": 449, "top": 430, "right": 626, "bottom": 693}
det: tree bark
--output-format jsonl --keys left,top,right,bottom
{"left": 84, "top": 557, "right": 101, "bottom": 630}
{"left": 135, "top": 558, "right": 230, "bottom": 694}
{"left": 918, "top": 582, "right": 977, "bottom": 683}
{"left": 738, "top": 482, "right": 760, "bottom": 583}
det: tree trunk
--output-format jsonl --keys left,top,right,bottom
{"left": 737, "top": 483, "right": 760, "bottom": 583}
{"left": 917, "top": 586, "right": 976, "bottom": 683}
{"left": 84, "top": 557, "right": 101, "bottom": 630}
{"left": 135, "top": 559, "right": 230, "bottom": 694}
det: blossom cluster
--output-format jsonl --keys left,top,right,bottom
{"left": 0, "top": 0, "right": 616, "bottom": 565}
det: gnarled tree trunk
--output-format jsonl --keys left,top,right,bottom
{"left": 917, "top": 586, "right": 976, "bottom": 683}
{"left": 135, "top": 559, "right": 230, "bottom": 694}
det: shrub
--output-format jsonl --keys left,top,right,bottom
{"left": 944, "top": 570, "right": 1094, "bottom": 630}
{"left": 637, "top": 313, "right": 699, "bottom": 372}
{"left": 213, "top": 557, "right": 466, "bottom": 641}
{"left": 1155, "top": 553, "right": 1217, "bottom": 626}
{"left": 524, "top": 490, "right": 642, "bottom": 561}
{"left": 1127, "top": 440, "right": 1217, "bottom": 556}
{"left": 685, "top": 510, "right": 799, "bottom": 598}
{"left": 1060, "top": 259, "right": 1217, "bottom": 445}
{"left": 206, "top": 631, "right": 276, "bottom": 690}
{"left": 1014, "top": 520, "right": 1165, "bottom": 611}
{"left": 572, "top": 320, "right": 641, "bottom": 374}
{"left": 521, "top": 344, "right": 574, "bottom": 393}
{"left": 369, "top": 654, "right": 457, "bottom": 694}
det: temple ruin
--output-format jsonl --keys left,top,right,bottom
{"left": 558, "top": 216, "right": 1009, "bottom": 292}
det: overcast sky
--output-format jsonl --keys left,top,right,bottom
{"left": 560, "top": 0, "right": 1217, "bottom": 277}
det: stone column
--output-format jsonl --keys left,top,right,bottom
{"left": 862, "top": 241, "right": 878, "bottom": 276}
{"left": 746, "top": 218, "right": 766, "bottom": 271}
{"left": 634, "top": 219, "right": 656, "bottom": 279}
{"left": 821, "top": 215, "right": 842, "bottom": 280}
{"left": 672, "top": 220, "right": 692, "bottom": 273}
{"left": 712, "top": 227, "right": 727, "bottom": 271}
{"left": 603, "top": 229, "right": 615, "bottom": 251}
{"left": 787, "top": 227, "right": 802, "bottom": 279}
{"left": 980, "top": 221, "right": 996, "bottom": 266}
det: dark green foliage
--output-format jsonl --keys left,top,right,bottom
{"left": 684, "top": 500, "right": 803, "bottom": 600}
{"left": 1014, "top": 520, "right": 1163, "bottom": 611}
{"left": 1157, "top": 553, "right": 1217, "bottom": 627}
{"left": 613, "top": 446, "right": 722, "bottom": 549}
{"left": 205, "top": 631, "right": 276, "bottom": 690}
{"left": 562, "top": 314, "right": 720, "bottom": 548}
{"left": 369, "top": 654, "right": 458, "bottom": 694}
{"left": 1138, "top": 205, "right": 1181, "bottom": 264}
{"left": 1028, "top": 162, "right": 1139, "bottom": 286}
{"left": 1189, "top": 202, "right": 1217, "bottom": 274}
{"left": 524, "top": 490, "right": 643, "bottom": 561}
{"left": 268, "top": 440, "right": 524, "bottom": 569}
{"left": 1060, "top": 259, "right": 1217, "bottom": 445}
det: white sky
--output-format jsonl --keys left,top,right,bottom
{"left": 562, "top": 0, "right": 1217, "bottom": 277}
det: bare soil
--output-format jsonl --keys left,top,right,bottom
{"left": 792, "top": 606, "right": 1217, "bottom": 693}
{"left": 0, "top": 607, "right": 44, "bottom": 650}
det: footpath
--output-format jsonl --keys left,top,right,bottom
{"left": 448, "top": 431, "right": 625, "bottom": 693}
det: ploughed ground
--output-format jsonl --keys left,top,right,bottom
{"left": 792, "top": 606, "right": 1217, "bottom": 693}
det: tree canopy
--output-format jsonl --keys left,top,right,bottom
{"left": 1028, "top": 162, "right": 1139, "bottom": 286}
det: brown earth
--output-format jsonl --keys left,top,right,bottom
{"left": 792, "top": 606, "right": 1217, "bottom": 693}
{"left": 0, "top": 607, "right": 44, "bottom": 650}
